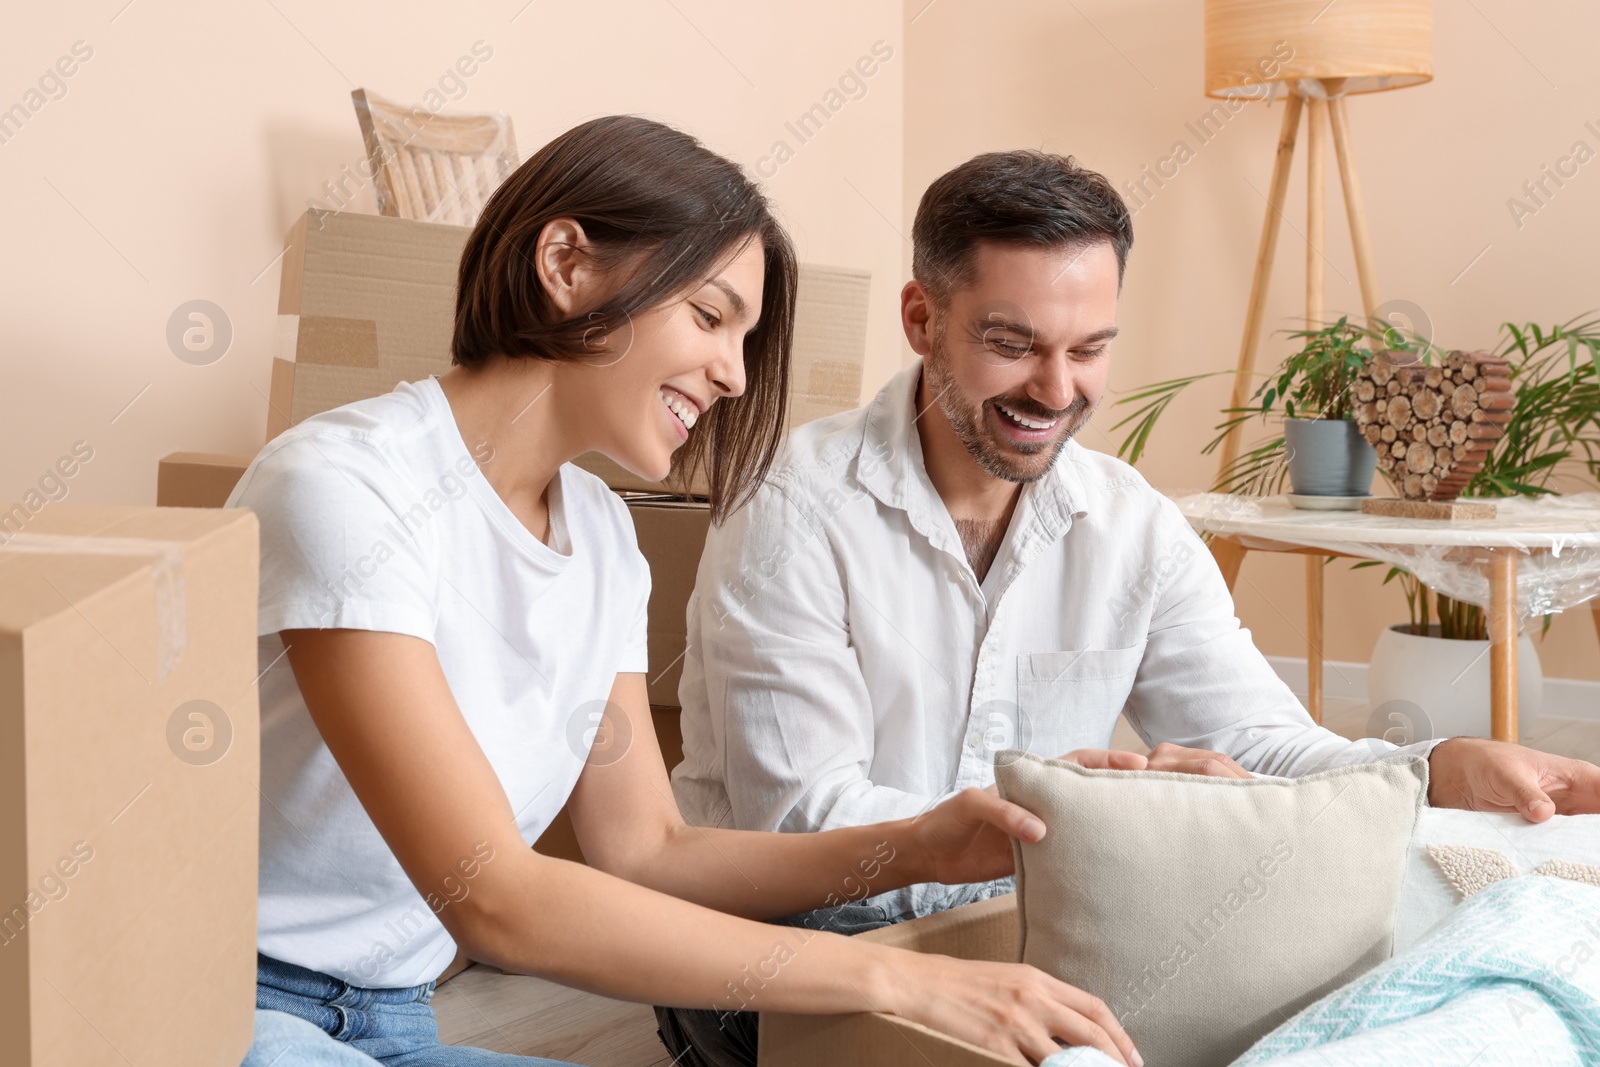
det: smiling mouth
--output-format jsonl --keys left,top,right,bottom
{"left": 660, "top": 386, "right": 700, "bottom": 432}
{"left": 994, "top": 401, "right": 1061, "bottom": 432}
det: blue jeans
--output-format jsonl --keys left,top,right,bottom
{"left": 245, "top": 1010, "right": 386, "bottom": 1066}
{"left": 248, "top": 953, "right": 577, "bottom": 1066}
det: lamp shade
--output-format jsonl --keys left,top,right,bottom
{"left": 1205, "top": 0, "right": 1432, "bottom": 99}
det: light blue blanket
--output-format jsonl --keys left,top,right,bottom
{"left": 1043, "top": 876, "right": 1600, "bottom": 1067}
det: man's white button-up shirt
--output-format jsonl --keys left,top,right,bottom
{"left": 671, "top": 363, "right": 1434, "bottom": 920}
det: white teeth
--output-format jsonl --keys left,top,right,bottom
{"left": 660, "top": 389, "right": 698, "bottom": 430}
{"left": 997, "top": 403, "right": 1057, "bottom": 431}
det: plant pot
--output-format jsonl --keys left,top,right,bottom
{"left": 1365, "top": 623, "right": 1541, "bottom": 743}
{"left": 1283, "top": 418, "right": 1376, "bottom": 497}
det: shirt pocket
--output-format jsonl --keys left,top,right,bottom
{"left": 1013, "top": 643, "right": 1146, "bottom": 760}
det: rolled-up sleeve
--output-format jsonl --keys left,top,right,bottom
{"left": 1123, "top": 501, "right": 1441, "bottom": 776}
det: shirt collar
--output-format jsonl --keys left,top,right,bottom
{"left": 856, "top": 361, "right": 1092, "bottom": 539}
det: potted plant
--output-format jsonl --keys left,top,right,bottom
{"left": 1273, "top": 318, "right": 1380, "bottom": 498}
{"left": 1114, "top": 317, "right": 1392, "bottom": 498}
{"left": 1115, "top": 311, "right": 1600, "bottom": 740}
{"left": 1356, "top": 563, "right": 1544, "bottom": 742}
{"left": 1358, "top": 314, "right": 1600, "bottom": 740}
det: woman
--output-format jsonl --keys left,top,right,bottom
{"left": 232, "top": 115, "right": 1139, "bottom": 1067}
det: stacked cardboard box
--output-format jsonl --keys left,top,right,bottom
{"left": 266, "top": 210, "right": 467, "bottom": 441}
{"left": 155, "top": 453, "right": 255, "bottom": 509}
{"left": 0, "top": 506, "right": 260, "bottom": 1066}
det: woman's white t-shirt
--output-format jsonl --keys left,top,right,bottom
{"left": 227, "top": 376, "right": 650, "bottom": 989}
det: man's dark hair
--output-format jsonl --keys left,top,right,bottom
{"left": 911, "top": 150, "right": 1133, "bottom": 303}
{"left": 453, "top": 115, "right": 797, "bottom": 522}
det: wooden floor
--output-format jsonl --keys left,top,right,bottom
{"left": 433, "top": 963, "right": 673, "bottom": 1066}
{"left": 435, "top": 712, "right": 1600, "bottom": 1065}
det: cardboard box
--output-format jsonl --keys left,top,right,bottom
{"left": 155, "top": 452, "right": 253, "bottom": 509}
{"left": 267, "top": 209, "right": 469, "bottom": 441}
{"left": 628, "top": 497, "right": 712, "bottom": 707}
{"left": 575, "top": 263, "right": 871, "bottom": 495}
{"left": 759, "top": 894, "right": 1019, "bottom": 1067}
{"left": 265, "top": 209, "right": 870, "bottom": 482}
{"left": 0, "top": 506, "right": 260, "bottom": 1066}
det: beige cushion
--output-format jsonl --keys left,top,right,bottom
{"left": 995, "top": 753, "right": 1427, "bottom": 1067}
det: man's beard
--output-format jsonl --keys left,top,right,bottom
{"left": 924, "top": 333, "right": 1093, "bottom": 484}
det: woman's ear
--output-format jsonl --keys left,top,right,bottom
{"left": 534, "top": 217, "right": 598, "bottom": 316}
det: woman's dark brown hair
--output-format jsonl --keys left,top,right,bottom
{"left": 453, "top": 115, "right": 797, "bottom": 522}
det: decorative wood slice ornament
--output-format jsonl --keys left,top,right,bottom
{"left": 1353, "top": 350, "right": 1514, "bottom": 507}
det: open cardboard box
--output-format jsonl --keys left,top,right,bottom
{"left": 759, "top": 894, "right": 1019, "bottom": 1067}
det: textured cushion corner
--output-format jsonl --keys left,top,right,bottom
{"left": 994, "top": 752, "right": 1428, "bottom": 1067}
{"left": 1397, "top": 806, "right": 1600, "bottom": 954}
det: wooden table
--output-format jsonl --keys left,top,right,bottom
{"left": 1174, "top": 493, "right": 1600, "bottom": 742}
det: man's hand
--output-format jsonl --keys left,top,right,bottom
{"left": 906, "top": 786, "right": 1046, "bottom": 887}
{"left": 1427, "top": 737, "right": 1600, "bottom": 822}
{"left": 1062, "top": 743, "right": 1252, "bottom": 779}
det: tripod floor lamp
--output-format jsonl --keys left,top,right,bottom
{"left": 1204, "top": 0, "right": 1433, "bottom": 719}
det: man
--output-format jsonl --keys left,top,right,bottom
{"left": 656, "top": 150, "right": 1600, "bottom": 1066}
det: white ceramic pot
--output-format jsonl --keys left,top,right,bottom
{"left": 1365, "top": 623, "right": 1541, "bottom": 743}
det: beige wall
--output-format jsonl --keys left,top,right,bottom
{"left": 0, "top": 0, "right": 904, "bottom": 507}
{"left": 7, "top": 1, "right": 1600, "bottom": 679}
{"left": 904, "top": 0, "right": 1600, "bottom": 681}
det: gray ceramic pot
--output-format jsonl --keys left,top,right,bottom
{"left": 1283, "top": 418, "right": 1376, "bottom": 496}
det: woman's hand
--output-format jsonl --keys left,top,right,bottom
{"left": 905, "top": 786, "right": 1046, "bottom": 887}
{"left": 883, "top": 949, "right": 1142, "bottom": 1067}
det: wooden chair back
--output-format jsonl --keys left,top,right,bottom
{"left": 351, "top": 88, "right": 517, "bottom": 226}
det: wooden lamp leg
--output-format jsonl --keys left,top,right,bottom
{"left": 1327, "top": 90, "right": 1384, "bottom": 320}
{"left": 1305, "top": 97, "right": 1327, "bottom": 330}
{"left": 1216, "top": 92, "right": 1305, "bottom": 484}
{"left": 1488, "top": 550, "right": 1519, "bottom": 742}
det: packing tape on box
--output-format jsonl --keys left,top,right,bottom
{"left": 276, "top": 313, "right": 381, "bottom": 367}
{"left": 0, "top": 533, "right": 188, "bottom": 683}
